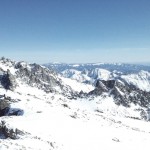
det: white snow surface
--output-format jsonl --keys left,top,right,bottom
{"left": 121, "top": 70, "right": 150, "bottom": 91}
{"left": 60, "top": 76, "right": 94, "bottom": 93}
{"left": 62, "top": 67, "right": 150, "bottom": 92}
{"left": 62, "top": 69, "right": 91, "bottom": 83}
{"left": 89, "top": 68, "right": 112, "bottom": 80}
{"left": 0, "top": 60, "right": 150, "bottom": 150}
{"left": 0, "top": 59, "right": 16, "bottom": 75}
{"left": 0, "top": 83, "right": 150, "bottom": 150}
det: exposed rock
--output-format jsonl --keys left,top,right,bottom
{"left": 0, "top": 95, "right": 24, "bottom": 117}
{"left": 0, "top": 58, "right": 76, "bottom": 97}
{"left": 0, "top": 98, "right": 10, "bottom": 110}
{"left": 7, "top": 108, "right": 24, "bottom": 116}
{"left": 89, "top": 80, "right": 115, "bottom": 95}
{"left": 96, "top": 80, "right": 115, "bottom": 89}
{"left": 0, "top": 107, "right": 10, "bottom": 117}
{"left": 89, "top": 79, "right": 150, "bottom": 108}
{"left": 1, "top": 69, "right": 17, "bottom": 91}
{"left": 0, "top": 121, "right": 24, "bottom": 139}
{"left": 15, "top": 62, "right": 74, "bottom": 95}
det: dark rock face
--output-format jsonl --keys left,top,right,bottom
{"left": 14, "top": 62, "right": 75, "bottom": 95}
{"left": 95, "top": 80, "right": 116, "bottom": 91}
{"left": 0, "top": 58, "right": 75, "bottom": 96}
{"left": 90, "top": 79, "right": 150, "bottom": 108}
{"left": 0, "top": 121, "right": 24, "bottom": 139}
{"left": 15, "top": 62, "right": 61, "bottom": 92}
{"left": 0, "top": 96, "right": 10, "bottom": 117}
{"left": 0, "top": 105, "right": 24, "bottom": 117}
{"left": 0, "top": 107, "right": 10, "bottom": 117}
{"left": 0, "top": 97, "right": 10, "bottom": 110}
{"left": 0, "top": 95, "right": 24, "bottom": 117}
{"left": 1, "top": 70, "right": 17, "bottom": 91}
{"left": 111, "top": 81, "right": 150, "bottom": 107}
{"left": 90, "top": 80, "right": 116, "bottom": 95}
{"left": 7, "top": 108, "right": 24, "bottom": 116}
{"left": 101, "top": 80, "right": 115, "bottom": 89}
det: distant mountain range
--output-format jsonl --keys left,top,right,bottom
{"left": 44, "top": 62, "right": 150, "bottom": 107}
{"left": 44, "top": 62, "right": 150, "bottom": 73}
{"left": 1, "top": 58, "right": 150, "bottom": 149}
{"left": 44, "top": 62, "right": 150, "bottom": 89}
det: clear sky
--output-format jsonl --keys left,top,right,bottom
{"left": 0, "top": 0, "right": 150, "bottom": 64}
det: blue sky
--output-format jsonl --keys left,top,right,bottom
{"left": 0, "top": 0, "right": 150, "bottom": 63}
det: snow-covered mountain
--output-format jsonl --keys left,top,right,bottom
{"left": 44, "top": 62, "right": 150, "bottom": 73}
{"left": 45, "top": 62, "right": 150, "bottom": 108}
{"left": 1, "top": 58, "right": 150, "bottom": 150}
{"left": 45, "top": 62, "right": 150, "bottom": 91}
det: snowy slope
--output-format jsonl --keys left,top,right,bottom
{"left": 45, "top": 62, "right": 150, "bottom": 91}
{"left": 61, "top": 69, "right": 91, "bottom": 83}
{"left": 60, "top": 76, "right": 94, "bottom": 93}
{"left": 121, "top": 70, "right": 150, "bottom": 91}
{"left": 1, "top": 85, "right": 150, "bottom": 150}
{"left": 1, "top": 58, "right": 150, "bottom": 150}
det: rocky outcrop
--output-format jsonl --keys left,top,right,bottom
{"left": 15, "top": 62, "right": 74, "bottom": 95}
{"left": 0, "top": 121, "right": 24, "bottom": 139}
{"left": 96, "top": 80, "right": 115, "bottom": 91}
{"left": 0, "top": 95, "right": 10, "bottom": 116}
{"left": 89, "top": 79, "right": 150, "bottom": 108}
{"left": 0, "top": 58, "right": 76, "bottom": 97}
{"left": 0, "top": 95, "right": 24, "bottom": 117}
{"left": 1, "top": 70, "right": 17, "bottom": 91}
{"left": 89, "top": 80, "right": 116, "bottom": 95}
{"left": 15, "top": 62, "right": 60, "bottom": 92}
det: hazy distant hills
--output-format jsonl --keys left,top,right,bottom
{"left": 44, "top": 62, "right": 150, "bottom": 74}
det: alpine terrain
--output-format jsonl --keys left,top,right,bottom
{"left": 1, "top": 58, "right": 150, "bottom": 150}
